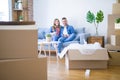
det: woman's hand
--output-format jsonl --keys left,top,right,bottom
{"left": 50, "top": 32, "right": 56, "bottom": 36}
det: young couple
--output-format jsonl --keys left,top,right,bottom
{"left": 49, "top": 17, "right": 76, "bottom": 54}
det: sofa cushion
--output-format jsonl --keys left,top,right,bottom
{"left": 73, "top": 27, "right": 85, "bottom": 41}
{"left": 38, "top": 28, "right": 49, "bottom": 39}
{"left": 79, "top": 33, "right": 90, "bottom": 44}
{"left": 38, "top": 30, "right": 45, "bottom": 39}
{"left": 75, "top": 27, "right": 85, "bottom": 34}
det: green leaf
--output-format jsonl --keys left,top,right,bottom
{"left": 46, "top": 34, "right": 51, "bottom": 37}
{"left": 115, "top": 18, "right": 120, "bottom": 23}
{"left": 96, "top": 10, "right": 104, "bottom": 24}
{"left": 19, "top": 15, "right": 23, "bottom": 20}
{"left": 86, "top": 11, "right": 95, "bottom": 24}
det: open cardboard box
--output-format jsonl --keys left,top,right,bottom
{"left": 65, "top": 49, "right": 109, "bottom": 69}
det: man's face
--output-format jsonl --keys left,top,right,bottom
{"left": 62, "top": 19, "right": 68, "bottom": 26}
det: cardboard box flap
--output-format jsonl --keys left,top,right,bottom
{"left": 68, "top": 49, "right": 109, "bottom": 60}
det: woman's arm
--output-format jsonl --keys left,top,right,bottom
{"left": 49, "top": 26, "right": 57, "bottom": 36}
{"left": 49, "top": 26, "right": 53, "bottom": 33}
{"left": 60, "top": 26, "right": 64, "bottom": 37}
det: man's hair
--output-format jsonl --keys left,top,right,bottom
{"left": 62, "top": 17, "right": 67, "bottom": 20}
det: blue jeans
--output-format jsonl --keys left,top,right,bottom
{"left": 57, "top": 33, "right": 76, "bottom": 53}
{"left": 52, "top": 35, "right": 59, "bottom": 41}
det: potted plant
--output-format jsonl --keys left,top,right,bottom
{"left": 86, "top": 10, "right": 104, "bottom": 36}
{"left": 45, "top": 33, "right": 52, "bottom": 42}
{"left": 115, "top": 18, "right": 120, "bottom": 29}
{"left": 19, "top": 15, "right": 23, "bottom": 21}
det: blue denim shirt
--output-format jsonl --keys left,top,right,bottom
{"left": 60, "top": 25, "right": 75, "bottom": 37}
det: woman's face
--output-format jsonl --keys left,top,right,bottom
{"left": 54, "top": 20, "right": 60, "bottom": 26}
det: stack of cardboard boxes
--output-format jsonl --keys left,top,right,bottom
{"left": 106, "top": 0, "right": 120, "bottom": 66}
{"left": 107, "top": 0, "right": 120, "bottom": 43}
{"left": 114, "top": 0, "right": 120, "bottom": 37}
{"left": 0, "top": 25, "right": 47, "bottom": 80}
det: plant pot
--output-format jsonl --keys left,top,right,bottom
{"left": 19, "top": 20, "right": 23, "bottom": 22}
{"left": 115, "top": 23, "right": 120, "bottom": 29}
{"left": 46, "top": 37, "right": 51, "bottom": 42}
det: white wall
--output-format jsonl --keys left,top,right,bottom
{"left": 0, "top": 0, "right": 10, "bottom": 21}
{"left": 34, "top": 0, "right": 115, "bottom": 37}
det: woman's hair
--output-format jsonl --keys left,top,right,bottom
{"left": 52, "top": 18, "right": 60, "bottom": 31}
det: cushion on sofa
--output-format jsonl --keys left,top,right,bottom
{"left": 38, "top": 28, "right": 49, "bottom": 39}
{"left": 75, "top": 27, "right": 85, "bottom": 34}
{"left": 79, "top": 33, "right": 90, "bottom": 44}
{"left": 74, "top": 27, "right": 85, "bottom": 41}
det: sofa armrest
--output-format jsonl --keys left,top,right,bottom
{"left": 79, "top": 33, "right": 90, "bottom": 44}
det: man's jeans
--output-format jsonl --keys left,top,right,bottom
{"left": 57, "top": 33, "right": 76, "bottom": 53}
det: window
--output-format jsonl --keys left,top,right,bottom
{"left": 0, "top": 0, "right": 10, "bottom": 21}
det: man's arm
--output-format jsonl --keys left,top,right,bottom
{"left": 69, "top": 26, "right": 75, "bottom": 34}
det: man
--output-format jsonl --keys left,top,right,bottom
{"left": 58, "top": 17, "right": 76, "bottom": 54}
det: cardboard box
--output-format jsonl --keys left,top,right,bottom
{"left": 105, "top": 44, "right": 120, "bottom": 51}
{"left": 112, "top": 3, "right": 120, "bottom": 14}
{"left": 111, "top": 35, "right": 120, "bottom": 46}
{"left": 0, "top": 57, "right": 47, "bottom": 80}
{"left": 0, "top": 29, "right": 38, "bottom": 59}
{"left": 108, "top": 51, "right": 120, "bottom": 65}
{"left": 115, "top": 29, "right": 120, "bottom": 36}
{"left": 65, "top": 49, "right": 109, "bottom": 69}
{"left": 117, "top": 0, "right": 120, "bottom": 3}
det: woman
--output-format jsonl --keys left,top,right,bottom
{"left": 50, "top": 18, "right": 61, "bottom": 41}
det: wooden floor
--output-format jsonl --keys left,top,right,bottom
{"left": 47, "top": 56, "right": 120, "bottom": 80}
